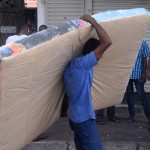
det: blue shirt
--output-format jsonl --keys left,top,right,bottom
{"left": 64, "top": 51, "right": 98, "bottom": 123}
{"left": 130, "top": 40, "right": 150, "bottom": 79}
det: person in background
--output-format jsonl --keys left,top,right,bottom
{"left": 6, "top": 24, "right": 32, "bottom": 44}
{"left": 64, "top": 14, "right": 112, "bottom": 150}
{"left": 126, "top": 40, "right": 150, "bottom": 123}
{"left": 96, "top": 106, "right": 121, "bottom": 125}
{"left": 39, "top": 25, "right": 48, "bottom": 31}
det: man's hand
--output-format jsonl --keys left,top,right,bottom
{"left": 80, "top": 14, "right": 96, "bottom": 24}
{"left": 140, "top": 74, "right": 146, "bottom": 84}
{"left": 147, "top": 71, "right": 150, "bottom": 80}
{"left": 147, "top": 57, "right": 150, "bottom": 80}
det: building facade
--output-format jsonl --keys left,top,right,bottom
{"left": 38, "top": 0, "right": 150, "bottom": 26}
{"left": 0, "top": 0, "right": 37, "bottom": 46}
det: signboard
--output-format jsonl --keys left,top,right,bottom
{"left": 24, "top": 0, "right": 37, "bottom": 8}
{"left": 0, "top": 26, "right": 17, "bottom": 33}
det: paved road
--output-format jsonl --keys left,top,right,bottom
{"left": 23, "top": 107, "right": 150, "bottom": 150}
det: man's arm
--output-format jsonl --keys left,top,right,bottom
{"left": 81, "top": 14, "right": 112, "bottom": 60}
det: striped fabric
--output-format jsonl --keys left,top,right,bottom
{"left": 130, "top": 40, "right": 150, "bottom": 79}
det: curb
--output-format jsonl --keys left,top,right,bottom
{"left": 23, "top": 141, "right": 150, "bottom": 150}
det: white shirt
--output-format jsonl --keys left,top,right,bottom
{"left": 6, "top": 35, "right": 28, "bottom": 44}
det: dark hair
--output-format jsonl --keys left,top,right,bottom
{"left": 82, "top": 38, "right": 100, "bottom": 55}
{"left": 18, "top": 24, "right": 32, "bottom": 35}
{"left": 18, "top": 24, "right": 29, "bottom": 33}
{"left": 39, "top": 25, "right": 48, "bottom": 31}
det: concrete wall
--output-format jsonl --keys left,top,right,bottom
{"left": 37, "top": 0, "right": 46, "bottom": 28}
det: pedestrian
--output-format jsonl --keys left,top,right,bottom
{"left": 39, "top": 25, "right": 47, "bottom": 31}
{"left": 96, "top": 106, "right": 121, "bottom": 125}
{"left": 126, "top": 40, "right": 150, "bottom": 123}
{"left": 64, "top": 14, "right": 112, "bottom": 150}
{"left": 6, "top": 24, "right": 32, "bottom": 44}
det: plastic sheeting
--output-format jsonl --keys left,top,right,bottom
{"left": 0, "top": 8, "right": 150, "bottom": 150}
{"left": 0, "top": 8, "right": 149, "bottom": 60}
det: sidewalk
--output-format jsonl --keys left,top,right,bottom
{"left": 23, "top": 106, "right": 150, "bottom": 150}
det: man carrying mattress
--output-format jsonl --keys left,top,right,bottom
{"left": 64, "top": 14, "right": 112, "bottom": 150}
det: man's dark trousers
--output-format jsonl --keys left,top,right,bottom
{"left": 126, "top": 79, "right": 150, "bottom": 119}
{"left": 69, "top": 119, "right": 103, "bottom": 150}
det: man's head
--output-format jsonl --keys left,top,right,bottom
{"left": 82, "top": 38, "right": 100, "bottom": 55}
{"left": 39, "top": 25, "right": 48, "bottom": 31}
{"left": 19, "top": 24, "right": 32, "bottom": 35}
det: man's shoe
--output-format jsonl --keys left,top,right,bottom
{"left": 108, "top": 116, "right": 121, "bottom": 123}
{"left": 96, "top": 117, "right": 105, "bottom": 125}
{"left": 127, "top": 115, "right": 135, "bottom": 123}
